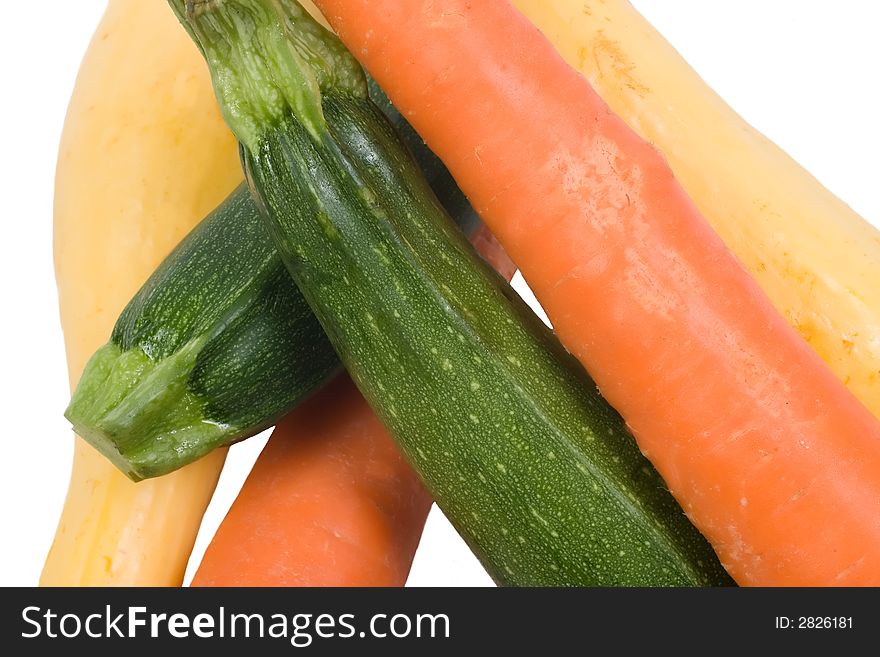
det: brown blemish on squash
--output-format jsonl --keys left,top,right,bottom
{"left": 591, "top": 30, "right": 651, "bottom": 97}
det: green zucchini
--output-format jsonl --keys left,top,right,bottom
{"left": 65, "top": 78, "right": 480, "bottom": 481}
{"left": 177, "top": 0, "right": 732, "bottom": 586}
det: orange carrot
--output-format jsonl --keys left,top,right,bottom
{"left": 313, "top": 0, "right": 880, "bottom": 585}
{"left": 194, "top": 230, "right": 515, "bottom": 587}
{"left": 193, "top": 376, "right": 431, "bottom": 587}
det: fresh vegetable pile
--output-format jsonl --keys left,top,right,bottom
{"left": 44, "top": 0, "right": 880, "bottom": 587}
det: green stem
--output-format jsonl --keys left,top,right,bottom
{"left": 171, "top": 0, "right": 366, "bottom": 147}
{"left": 66, "top": 340, "right": 228, "bottom": 481}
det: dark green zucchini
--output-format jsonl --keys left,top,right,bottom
{"left": 177, "top": 0, "right": 732, "bottom": 586}
{"left": 65, "top": 78, "right": 480, "bottom": 481}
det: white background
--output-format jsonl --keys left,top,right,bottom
{"left": 0, "top": 1, "right": 878, "bottom": 587}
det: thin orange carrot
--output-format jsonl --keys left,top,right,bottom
{"left": 314, "top": 0, "right": 880, "bottom": 585}
{"left": 193, "top": 230, "right": 514, "bottom": 587}
{"left": 193, "top": 375, "right": 431, "bottom": 587}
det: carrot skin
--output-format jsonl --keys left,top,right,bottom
{"left": 193, "top": 375, "right": 431, "bottom": 587}
{"left": 314, "top": 0, "right": 880, "bottom": 585}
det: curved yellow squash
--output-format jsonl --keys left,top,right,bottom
{"left": 513, "top": 0, "right": 880, "bottom": 418}
{"left": 43, "top": 0, "right": 241, "bottom": 585}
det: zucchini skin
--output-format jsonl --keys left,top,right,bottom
{"left": 244, "top": 92, "right": 731, "bottom": 586}
{"left": 65, "top": 80, "right": 479, "bottom": 480}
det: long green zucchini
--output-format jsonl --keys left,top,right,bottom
{"left": 66, "top": 78, "right": 480, "bottom": 481}
{"left": 175, "top": 0, "right": 732, "bottom": 586}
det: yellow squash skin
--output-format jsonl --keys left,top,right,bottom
{"left": 43, "top": 0, "right": 242, "bottom": 586}
{"left": 513, "top": 0, "right": 880, "bottom": 418}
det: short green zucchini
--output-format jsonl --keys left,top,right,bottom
{"left": 176, "top": 0, "right": 732, "bottom": 586}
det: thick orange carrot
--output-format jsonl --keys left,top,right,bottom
{"left": 314, "top": 0, "right": 880, "bottom": 585}
{"left": 194, "top": 231, "right": 515, "bottom": 587}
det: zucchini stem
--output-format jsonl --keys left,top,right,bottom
{"left": 65, "top": 339, "right": 229, "bottom": 481}
{"left": 172, "top": 0, "right": 366, "bottom": 147}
